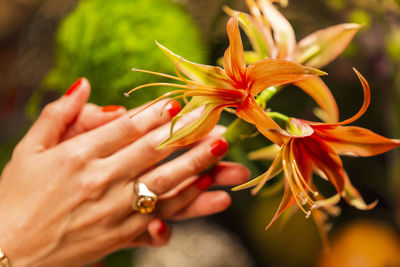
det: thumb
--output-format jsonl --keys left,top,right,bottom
{"left": 19, "top": 78, "right": 91, "bottom": 153}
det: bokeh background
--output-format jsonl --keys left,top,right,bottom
{"left": 0, "top": 0, "right": 400, "bottom": 266}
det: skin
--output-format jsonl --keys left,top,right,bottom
{"left": 0, "top": 78, "right": 250, "bottom": 267}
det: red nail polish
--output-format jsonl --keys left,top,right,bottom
{"left": 65, "top": 78, "right": 83, "bottom": 95}
{"left": 196, "top": 174, "right": 213, "bottom": 191}
{"left": 165, "top": 101, "right": 181, "bottom": 118}
{"left": 90, "top": 263, "right": 105, "bottom": 267}
{"left": 210, "top": 138, "right": 228, "bottom": 157}
{"left": 101, "top": 105, "right": 124, "bottom": 112}
{"left": 157, "top": 220, "right": 167, "bottom": 235}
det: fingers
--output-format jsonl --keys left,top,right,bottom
{"left": 135, "top": 137, "right": 229, "bottom": 196}
{"left": 62, "top": 104, "right": 126, "bottom": 141}
{"left": 17, "top": 78, "right": 90, "bottom": 153}
{"left": 158, "top": 162, "right": 250, "bottom": 220}
{"left": 130, "top": 219, "right": 172, "bottom": 247}
{"left": 211, "top": 161, "right": 251, "bottom": 186}
{"left": 64, "top": 100, "right": 180, "bottom": 158}
{"left": 170, "top": 191, "right": 232, "bottom": 220}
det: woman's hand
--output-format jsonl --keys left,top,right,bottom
{"left": 0, "top": 78, "right": 249, "bottom": 267}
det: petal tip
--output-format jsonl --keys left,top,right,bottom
{"left": 305, "top": 67, "right": 327, "bottom": 76}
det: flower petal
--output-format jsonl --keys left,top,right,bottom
{"left": 300, "top": 137, "right": 345, "bottom": 193}
{"left": 223, "top": 6, "right": 273, "bottom": 59}
{"left": 156, "top": 42, "right": 232, "bottom": 88}
{"left": 247, "top": 59, "right": 326, "bottom": 95}
{"left": 158, "top": 100, "right": 226, "bottom": 149}
{"left": 248, "top": 143, "right": 281, "bottom": 160}
{"left": 295, "top": 23, "right": 362, "bottom": 68}
{"left": 223, "top": 17, "right": 247, "bottom": 85}
{"left": 314, "top": 126, "right": 400, "bottom": 157}
{"left": 342, "top": 172, "right": 378, "bottom": 210}
{"left": 266, "top": 177, "right": 296, "bottom": 230}
{"left": 294, "top": 76, "right": 339, "bottom": 123}
{"left": 264, "top": 143, "right": 297, "bottom": 230}
{"left": 236, "top": 96, "right": 285, "bottom": 145}
{"left": 257, "top": 0, "right": 296, "bottom": 59}
{"left": 232, "top": 149, "right": 283, "bottom": 192}
{"left": 310, "top": 68, "right": 371, "bottom": 127}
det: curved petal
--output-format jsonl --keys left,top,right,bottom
{"left": 342, "top": 172, "right": 378, "bottom": 210}
{"left": 156, "top": 42, "right": 232, "bottom": 88}
{"left": 294, "top": 76, "right": 339, "bottom": 123}
{"left": 236, "top": 96, "right": 285, "bottom": 145}
{"left": 314, "top": 126, "right": 400, "bottom": 157}
{"left": 232, "top": 149, "right": 283, "bottom": 192}
{"left": 158, "top": 102, "right": 226, "bottom": 149}
{"left": 265, "top": 144, "right": 296, "bottom": 230}
{"left": 223, "top": 17, "right": 247, "bottom": 85}
{"left": 310, "top": 68, "right": 370, "bottom": 127}
{"left": 257, "top": 0, "right": 296, "bottom": 59}
{"left": 247, "top": 59, "right": 326, "bottom": 95}
{"left": 295, "top": 23, "right": 362, "bottom": 68}
{"left": 248, "top": 143, "right": 281, "bottom": 160}
{"left": 223, "top": 6, "right": 273, "bottom": 59}
{"left": 265, "top": 179, "right": 296, "bottom": 230}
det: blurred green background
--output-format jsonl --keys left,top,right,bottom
{"left": 0, "top": 0, "right": 399, "bottom": 266}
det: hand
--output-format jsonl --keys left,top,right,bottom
{"left": 0, "top": 78, "right": 249, "bottom": 267}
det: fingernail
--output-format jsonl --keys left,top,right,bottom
{"left": 165, "top": 100, "right": 181, "bottom": 118}
{"left": 196, "top": 174, "right": 213, "bottom": 191}
{"left": 101, "top": 105, "right": 124, "bottom": 112}
{"left": 157, "top": 220, "right": 167, "bottom": 235}
{"left": 210, "top": 138, "right": 228, "bottom": 157}
{"left": 90, "top": 263, "right": 105, "bottom": 267}
{"left": 65, "top": 78, "right": 83, "bottom": 96}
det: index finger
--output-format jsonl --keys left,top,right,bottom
{"left": 58, "top": 100, "right": 181, "bottom": 158}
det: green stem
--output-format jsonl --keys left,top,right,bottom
{"left": 267, "top": 111, "right": 289, "bottom": 123}
{"left": 256, "top": 86, "right": 279, "bottom": 109}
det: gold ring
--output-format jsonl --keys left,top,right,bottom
{"left": 132, "top": 182, "right": 158, "bottom": 214}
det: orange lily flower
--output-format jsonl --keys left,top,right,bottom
{"left": 233, "top": 69, "right": 400, "bottom": 229}
{"left": 125, "top": 17, "right": 324, "bottom": 148}
{"left": 225, "top": 0, "right": 363, "bottom": 123}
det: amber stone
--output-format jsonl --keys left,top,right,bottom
{"left": 137, "top": 196, "right": 156, "bottom": 213}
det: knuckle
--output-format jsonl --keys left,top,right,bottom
{"left": 65, "top": 147, "right": 90, "bottom": 167}
{"left": 152, "top": 172, "right": 172, "bottom": 193}
{"left": 188, "top": 153, "right": 207, "bottom": 173}
{"left": 41, "top": 102, "right": 62, "bottom": 120}
{"left": 12, "top": 142, "right": 26, "bottom": 158}
{"left": 118, "top": 117, "right": 143, "bottom": 139}
{"left": 77, "top": 175, "right": 106, "bottom": 199}
{"left": 108, "top": 227, "right": 133, "bottom": 246}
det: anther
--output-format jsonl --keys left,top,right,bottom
{"left": 311, "top": 204, "right": 320, "bottom": 210}
{"left": 124, "top": 93, "right": 130, "bottom": 98}
{"left": 305, "top": 211, "right": 311, "bottom": 219}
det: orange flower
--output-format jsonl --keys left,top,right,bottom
{"left": 125, "top": 17, "right": 324, "bottom": 148}
{"left": 234, "top": 69, "right": 400, "bottom": 229}
{"left": 225, "top": 0, "right": 363, "bottom": 123}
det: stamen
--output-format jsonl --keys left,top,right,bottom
{"left": 311, "top": 204, "right": 320, "bottom": 210}
{"left": 132, "top": 68, "right": 185, "bottom": 82}
{"left": 283, "top": 143, "right": 310, "bottom": 216}
{"left": 305, "top": 211, "right": 311, "bottom": 219}
{"left": 125, "top": 83, "right": 191, "bottom": 96}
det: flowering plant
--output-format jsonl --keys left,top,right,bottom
{"left": 125, "top": 0, "right": 400, "bottom": 249}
